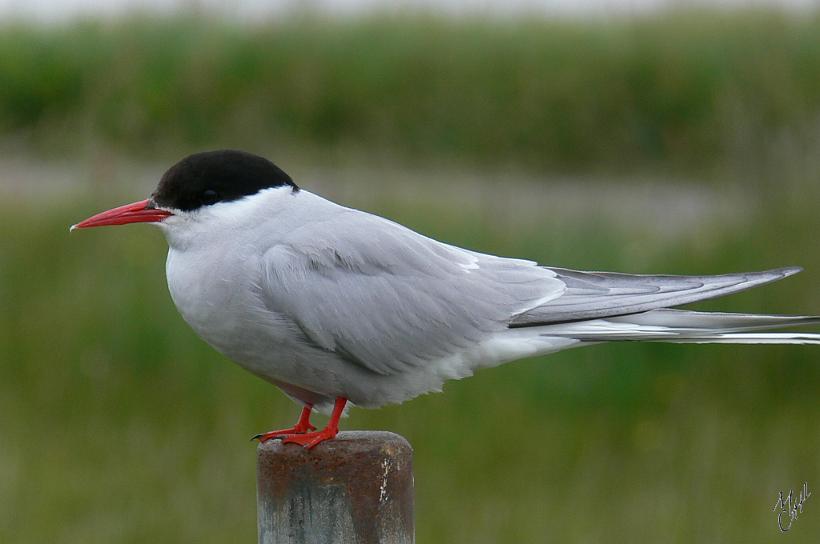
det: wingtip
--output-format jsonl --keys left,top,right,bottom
{"left": 778, "top": 266, "right": 803, "bottom": 277}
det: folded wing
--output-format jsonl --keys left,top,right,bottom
{"left": 510, "top": 267, "right": 802, "bottom": 326}
{"left": 259, "top": 210, "right": 562, "bottom": 376}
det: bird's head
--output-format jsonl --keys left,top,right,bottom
{"left": 71, "top": 150, "right": 299, "bottom": 242}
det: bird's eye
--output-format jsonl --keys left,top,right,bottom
{"left": 202, "top": 189, "right": 219, "bottom": 205}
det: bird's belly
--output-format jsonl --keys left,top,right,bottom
{"left": 166, "top": 248, "right": 356, "bottom": 405}
{"left": 166, "top": 249, "right": 292, "bottom": 376}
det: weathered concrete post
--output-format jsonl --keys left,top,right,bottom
{"left": 257, "top": 431, "right": 414, "bottom": 544}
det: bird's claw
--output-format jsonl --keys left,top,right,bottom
{"left": 251, "top": 423, "right": 318, "bottom": 443}
{"left": 253, "top": 399, "right": 344, "bottom": 448}
{"left": 252, "top": 430, "right": 335, "bottom": 449}
{"left": 280, "top": 429, "right": 338, "bottom": 449}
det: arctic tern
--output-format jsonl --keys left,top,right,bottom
{"left": 72, "top": 150, "right": 820, "bottom": 448}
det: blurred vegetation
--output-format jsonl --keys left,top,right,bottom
{"left": 1, "top": 8, "right": 820, "bottom": 544}
{"left": 0, "top": 10, "right": 819, "bottom": 175}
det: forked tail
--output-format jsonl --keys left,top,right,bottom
{"left": 540, "top": 309, "right": 820, "bottom": 344}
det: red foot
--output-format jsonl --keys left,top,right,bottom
{"left": 280, "top": 427, "right": 340, "bottom": 449}
{"left": 252, "top": 404, "right": 316, "bottom": 443}
{"left": 258, "top": 397, "right": 347, "bottom": 450}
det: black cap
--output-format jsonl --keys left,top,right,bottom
{"left": 152, "top": 150, "right": 298, "bottom": 211}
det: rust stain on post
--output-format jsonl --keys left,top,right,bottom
{"left": 257, "top": 431, "right": 414, "bottom": 544}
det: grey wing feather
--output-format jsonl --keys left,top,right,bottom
{"left": 257, "top": 198, "right": 807, "bottom": 372}
{"left": 259, "top": 211, "right": 560, "bottom": 376}
{"left": 510, "top": 266, "right": 802, "bottom": 327}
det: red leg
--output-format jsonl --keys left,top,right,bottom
{"left": 280, "top": 397, "right": 347, "bottom": 449}
{"left": 252, "top": 404, "right": 317, "bottom": 443}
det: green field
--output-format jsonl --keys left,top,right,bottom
{"left": 0, "top": 11, "right": 819, "bottom": 176}
{"left": 1, "top": 9, "right": 819, "bottom": 544}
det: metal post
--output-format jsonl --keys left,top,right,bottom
{"left": 257, "top": 431, "right": 414, "bottom": 544}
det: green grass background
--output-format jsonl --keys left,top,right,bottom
{"left": 1, "top": 10, "right": 820, "bottom": 176}
{"left": 1, "top": 9, "right": 819, "bottom": 543}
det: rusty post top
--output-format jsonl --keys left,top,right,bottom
{"left": 257, "top": 431, "right": 414, "bottom": 544}
{"left": 256, "top": 430, "right": 412, "bottom": 460}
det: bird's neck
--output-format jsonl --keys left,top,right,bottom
{"left": 158, "top": 186, "right": 316, "bottom": 252}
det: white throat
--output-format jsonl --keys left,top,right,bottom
{"left": 157, "top": 185, "right": 310, "bottom": 252}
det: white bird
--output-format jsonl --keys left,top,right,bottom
{"left": 72, "top": 150, "right": 820, "bottom": 448}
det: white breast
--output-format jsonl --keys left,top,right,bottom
{"left": 159, "top": 188, "right": 353, "bottom": 390}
